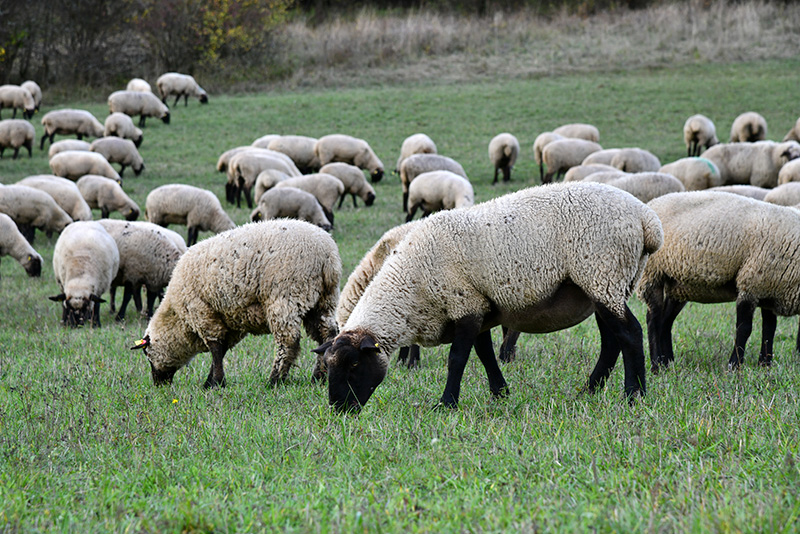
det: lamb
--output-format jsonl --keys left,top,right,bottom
{"left": 250, "top": 187, "right": 332, "bottom": 231}
{"left": 563, "top": 163, "right": 619, "bottom": 182}
{"left": 267, "top": 135, "right": 321, "bottom": 174}
{"left": 708, "top": 185, "right": 770, "bottom": 201}
{"left": 226, "top": 149, "right": 302, "bottom": 208}
{"left": 702, "top": 141, "right": 800, "bottom": 188}
{"left": 0, "top": 84, "right": 35, "bottom": 119}
{"left": 156, "top": 72, "right": 208, "bottom": 106}
{"left": 253, "top": 169, "right": 291, "bottom": 205}
{"left": 130, "top": 220, "right": 341, "bottom": 387}
{"left": 406, "top": 170, "right": 474, "bottom": 221}
{"left": 48, "top": 139, "right": 91, "bottom": 159}
{"left": 104, "top": 112, "right": 144, "bottom": 147}
{"left": 49, "top": 221, "right": 119, "bottom": 328}
{"left": 489, "top": 133, "right": 520, "bottom": 184}
{"left": 145, "top": 184, "right": 235, "bottom": 246}
{"left": 683, "top": 114, "right": 719, "bottom": 157}
{"left": 610, "top": 148, "right": 662, "bottom": 173}
{"left": 39, "top": 109, "right": 105, "bottom": 149}
{"left": 16, "top": 175, "right": 93, "bottom": 222}
{"left": 273, "top": 173, "right": 345, "bottom": 226}
{"left": 0, "top": 213, "right": 42, "bottom": 279}
{"left": 777, "top": 159, "right": 800, "bottom": 185}
{"left": 0, "top": 119, "right": 34, "bottom": 159}
{"left": 76, "top": 175, "right": 140, "bottom": 220}
{"left": 582, "top": 148, "right": 622, "bottom": 166}
{"left": 583, "top": 172, "right": 686, "bottom": 203}
{"left": 314, "top": 134, "right": 384, "bottom": 183}
{"left": 399, "top": 153, "right": 468, "bottom": 212}
{"left": 552, "top": 123, "right": 600, "bottom": 143}
{"left": 532, "top": 132, "right": 564, "bottom": 182}
{"left": 541, "top": 138, "right": 603, "bottom": 183}
{"left": 638, "top": 191, "right": 800, "bottom": 372}
{"left": 658, "top": 157, "right": 723, "bottom": 191}
{"left": 126, "top": 78, "right": 152, "bottom": 93}
{"left": 0, "top": 184, "right": 73, "bottom": 243}
{"left": 763, "top": 182, "right": 800, "bottom": 206}
{"left": 251, "top": 134, "right": 281, "bottom": 148}
{"left": 90, "top": 137, "right": 144, "bottom": 177}
{"left": 729, "top": 111, "right": 767, "bottom": 142}
{"left": 315, "top": 181, "right": 663, "bottom": 411}
{"left": 20, "top": 81, "right": 42, "bottom": 112}
{"left": 395, "top": 133, "right": 437, "bottom": 173}
{"left": 319, "top": 162, "right": 376, "bottom": 208}
{"left": 783, "top": 117, "right": 800, "bottom": 143}
{"left": 49, "top": 150, "right": 121, "bottom": 182}
{"left": 108, "top": 90, "right": 170, "bottom": 127}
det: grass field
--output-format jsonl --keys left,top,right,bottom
{"left": 2, "top": 58, "right": 800, "bottom": 532}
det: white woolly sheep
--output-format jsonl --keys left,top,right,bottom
{"left": 40, "top": 109, "right": 106, "bottom": 149}
{"left": 131, "top": 220, "right": 341, "bottom": 387}
{"left": 0, "top": 212, "right": 42, "bottom": 279}
{"left": 273, "top": 173, "right": 345, "bottom": 226}
{"left": 584, "top": 172, "right": 686, "bottom": 204}
{"left": 683, "top": 114, "right": 719, "bottom": 157}
{"left": 250, "top": 187, "right": 332, "bottom": 231}
{"left": 315, "top": 181, "right": 663, "bottom": 411}
{"left": 16, "top": 175, "right": 93, "bottom": 222}
{"left": 581, "top": 148, "right": 622, "bottom": 166}
{"left": 708, "top": 184, "right": 770, "bottom": 201}
{"left": 20, "top": 81, "right": 42, "bottom": 112}
{"left": 563, "top": 163, "right": 619, "bottom": 182}
{"left": 489, "top": 133, "right": 520, "bottom": 184}
{"left": 314, "top": 134, "right": 385, "bottom": 183}
{"left": 729, "top": 111, "right": 767, "bottom": 142}
{"left": 639, "top": 191, "right": 800, "bottom": 372}
{"left": 216, "top": 146, "right": 251, "bottom": 172}
{"left": 406, "top": 170, "right": 474, "bottom": 222}
{"left": 0, "top": 184, "right": 73, "bottom": 243}
{"left": 48, "top": 139, "right": 91, "bottom": 159}
{"left": 658, "top": 157, "right": 723, "bottom": 191}
{"left": 49, "top": 221, "right": 119, "bottom": 328}
{"left": 319, "top": 162, "right": 376, "bottom": 208}
{"left": 532, "top": 132, "right": 564, "bottom": 182}
{"left": 0, "top": 84, "right": 35, "bottom": 119}
{"left": 76, "top": 175, "right": 140, "bottom": 220}
{"left": 541, "top": 138, "right": 603, "bottom": 183}
{"left": 777, "top": 158, "right": 800, "bottom": 185}
{"left": 253, "top": 169, "right": 291, "bottom": 205}
{"left": 610, "top": 148, "right": 662, "bottom": 173}
{"left": 49, "top": 150, "right": 121, "bottom": 182}
{"left": 395, "top": 133, "right": 437, "bottom": 173}
{"left": 226, "top": 149, "right": 302, "bottom": 208}
{"left": 552, "top": 123, "right": 600, "bottom": 143}
{"left": 126, "top": 78, "right": 152, "bottom": 93}
{"left": 146, "top": 184, "right": 235, "bottom": 246}
{"left": 251, "top": 134, "right": 281, "bottom": 149}
{"left": 108, "top": 90, "right": 170, "bottom": 128}
{"left": 267, "top": 135, "right": 321, "bottom": 174}
{"left": 763, "top": 182, "right": 800, "bottom": 206}
{"left": 399, "top": 153, "right": 468, "bottom": 212}
{"left": 783, "top": 117, "right": 800, "bottom": 143}
{"left": 703, "top": 141, "right": 800, "bottom": 188}
{"left": 0, "top": 119, "right": 34, "bottom": 159}
{"left": 90, "top": 137, "right": 144, "bottom": 177}
{"left": 156, "top": 72, "right": 208, "bottom": 106}
{"left": 104, "top": 112, "right": 143, "bottom": 147}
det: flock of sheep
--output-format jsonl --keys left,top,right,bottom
{"left": 3, "top": 72, "right": 800, "bottom": 413}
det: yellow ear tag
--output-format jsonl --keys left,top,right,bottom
{"left": 133, "top": 338, "right": 148, "bottom": 348}
{"left": 374, "top": 343, "right": 379, "bottom": 349}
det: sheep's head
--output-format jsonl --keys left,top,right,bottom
{"left": 125, "top": 207, "right": 139, "bottom": 221}
{"left": 199, "top": 93, "right": 209, "bottom": 104}
{"left": 134, "top": 162, "right": 144, "bottom": 176}
{"left": 130, "top": 334, "right": 179, "bottom": 386}
{"left": 370, "top": 168, "right": 384, "bottom": 183}
{"left": 23, "top": 254, "right": 42, "bottom": 277}
{"left": 49, "top": 293, "right": 104, "bottom": 327}
{"left": 365, "top": 192, "right": 375, "bottom": 206}
{"left": 161, "top": 111, "right": 170, "bottom": 125}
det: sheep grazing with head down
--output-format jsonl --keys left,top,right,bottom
{"left": 541, "top": 138, "right": 603, "bottom": 183}
{"left": 156, "top": 72, "right": 208, "bottom": 106}
{"left": 729, "top": 111, "right": 767, "bottom": 142}
{"left": 49, "top": 150, "right": 121, "bottom": 182}
{"left": 108, "top": 90, "right": 170, "bottom": 128}
{"left": 16, "top": 175, "right": 93, "bottom": 222}
{"left": 251, "top": 134, "right": 281, "bottom": 149}
{"left": 315, "top": 134, "right": 384, "bottom": 183}
{"left": 104, "top": 112, "right": 143, "bottom": 148}
{"left": 489, "top": 133, "right": 520, "bottom": 184}
{"left": 406, "top": 170, "right": 474, "bottom": 221}
{"left": 395, "top": 133, "right": 437, "bottom": 174}
{"left": 532, "top": 132, "right": 564, "bottom": 182}
{"left": 0, "top": 119, "right": 34, "bottom": 159}
{"left": 226, "top": 149, "right": 302, "bottom": 208}
{"left": 0, "top": 184, "right": 73, "bottom": 243}
{"left": 267, "top": 135, "right": 321, "bottom": 174}
{"left": 702, "top": 141, "right": 800, "bottom": 188}
{"left": 20, "top": 81, "right": 42, "bottom": 112}
{"left": 77, "top": 175, "right": 140, "bottom": 220}
{"left": 399, "top": 153, "right": 468, "bottom": 212}
{"left": 0, "top": 213, "right": 42, "bottom": 279}
{"left": 131, "top": 220, "right": 341, "bottom": 387}
{"left": 40, "top": 109, "right": 105, "bottom": 149}
{"left": 610, "top": 148, "right": 661, "bottom": 173}
{"left": 90, "top": 137, "right": 145, "bottom": 177}
{"left": 250, "top": 187, "right": 332, "bottom": 231}
{"left": 146, "top": 184, "right": 235, "bottom": 246}
{"left": 315, "top": 182, "right": 663, "bottom": 412}
{"left": 273, "top": 173, "right": 344, "bottom": 226}
{"left": 320, "top": 162, "right": 376, "bottom": 208}
{"left": 683, "top": 114, "right": 719, "bottom": 157}
{"left": 0, "top": 85, "right": 35, "bottom": 119}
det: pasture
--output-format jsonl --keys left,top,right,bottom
{"left": 1, "top": 58, "right": 800, "bottom": 532}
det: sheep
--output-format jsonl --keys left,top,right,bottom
{"left": 778, "top": 159, "right": 800, "bottom": 185}
{"left": 273, "top": 173, "right": 345, "bottom": 226}
{"left": 708, "top": 184, "right": 770, "bottom": 201}
{"left": 145, "top": 184, "right": 235, "bottom": 246}
{"left": 156, "top": 72, "right": 208, "bottom": 106}
{"left": 216, "top": 146, "right": 251, "bottom": 173}
{"left": 16, "top": 175, "right": 93, "bottom": 222}
{"left": 126, "top": 78, "right": 152, "bottom": 93}
{"left": 552, "top": 123, "right": 600, "bottom": 143}
{"left": 763, "top": 182, "right": 800, "bottom": 206}
{"left": 577, "top": 170, "right": 629, "bottom": 184}
{"left": 610, "top": 148, "right": 661, "bottom": 173}
{"left": 583, "top": 172, "right": 686, "bottom": 204}
{"left": 76, "top": 175, "right": 140, "bottom": 220}
{"left": 40, "top": 109, "right": 106, "bottom": 149}
{"left": 104, "top": 112, "right": 143, "bottom": 147}
{"left": 253, "top": 169, "right": 291, "bottom": 205}
{"left": 399, "top": 153, "right": 468, "bottom": 212}
{"left": 395, "top": 133, "right": 437, "bottom": 173}
{"left": 683, "top": 114, "right": 719, "bottom": 157}
{"left": 729, "top": 111, "right": 767, "bottom": 142}
{"left": 638, "top": 191, "right": 800, "bottom": 372}
{"left": 90, "top": 137, "right": 144, "bottom": 177}
{"left": 315, "top": 181, "right": 663, "bottom": 411}
{"left": 314, "top": 134, "right": 384, "bottom": 183}
{"left": 702, "top": 141, "right": 800, "bottom": 188}
{"left": 251, "top": 134, "right": 281, "bottom": 149}
{"left": 783, "top": 117, "right": 800, "bottom": 143}
{"left": 563, "top": 163, "right": 619, "bottom": 182}
{"left": 541, "top": 138, "right": 603, "bottom": 183}
{"left": 0, "top": 184, "right": 73, "bottom": 243}
{"left": 267, "top": 135, "right": 321, "bottom": 174}
{"left": 20, "top": 81, "right": 42, "bottom": 112}
{"left": 532, "top": 132, "right": 564, "bottom": 182}
{"left": 49, "top": 150, "right": 121, "bottom": 182}
{"left": 250, "top": 187, "right": 332, "bottom": 231}
{"left": 108, "top": 90, "right": 170, "bottom": 128}
{"left": 130, "top": 220, "right": 341, "bottom": 387}
{"left": 0, "top": 213, "right": 42, "bottom": 279}
{"left": 489, "top": 133, "right": 520, "bottom": 184}
{"left": 319, "top": 162, "right": 376, "bottom": 208}
{"left": 48, "top": 139, "right": 91, "bottom": 159}
{"left": 658, "top": 157, "right": 723, "bottom": 191}
{"left": 49, "top": 221, "right": 119, "bottom": 328}
{"left": 582, "top": 148, "right": 622, "bottom": 166}
{"left": 406, "top": 170, "right": 474, "bottom": 222}
{"left": 0, "top": 119, "right": 34, "bottom": 159}
{"left": 0, "top": 84, "right": 35, "bottom": 119}
{"left": 226, "top": 149, "right": 302, "bottom": 208}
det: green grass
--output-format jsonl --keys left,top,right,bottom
{"left": 2, "top": 59, "right": 800, "bottom": 532}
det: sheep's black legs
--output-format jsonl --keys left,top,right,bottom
{"left": 492, "top": 168, "right": 499, "bottom": 185}
{"left": 729, "top": 300, "right": 756, "bottom": 369}
{"left": 439, "top": 315, "right": 482, "bottom": 407}
{"left": 593, "top": 304, "right": 646, "bottom": 399}
{"left": 645, "top": 291, "right": 685, "bottom": 372}
{"left": 406, "top": 203, "right": 420, "bottom": 222}
{"left": 187, "top": 226, "right": 198, "bottom": 247}
{"left": 588, "top": 311, "right": 622, "bottom": 392}
{"left": 397, "top": 345, "right": 421, "bottom": 368}
{"left": 115, "top": 282, "right": 135, "bottom": 321}
{"left": 402, "top": 191, "right": 409, "bottom": 213}
{"left": 132, "top": 284, "right": 143, "bottom": 313}
{"left": 498, "top": 326, "right": 521, "bottom": 362}
{"left": 204, "top": 340, "right": 228, "bottom": 388}
{"left": 473, "top": 329, "right": 508, "bottom": 398}
{"left": 759, "top": 308, "right": 777, "bottom": 366}
{"left": 502, "top": 167, "right": 511, "bottom": 182}
{"left": 145, "top": 288, "right": 159, "bottom": 318}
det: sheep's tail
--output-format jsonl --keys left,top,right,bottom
{"left": 504, "top": 145, "right": 514, "bottom": 158}
{"left": 640, "top": 204, "right": 664, "bottom": 256}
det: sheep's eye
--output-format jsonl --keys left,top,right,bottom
{"left": 351, "top": 361, "right": 359, "bottom": 368}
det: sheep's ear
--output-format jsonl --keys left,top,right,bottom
{"left": 49, "top": 293, "right": 66, "bottom": 302}
{"left": 312, "top": 340, "right": 333, "bottom": 355}
{"left": 90, "top": 294, "right": 106, "bottom": 303}
{"left": 131, "top": 335, "right": 150, "bottom": 350}
{"left": 359, "top": 336, "right": 380, "bottom": 352}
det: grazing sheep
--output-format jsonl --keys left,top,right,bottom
{"left": 131, "top": 220, "right": 341, "bottom": 387}
{"left": 395, "top": 133, "right": 437, "bottom": 173}
{"left": 216, "top": 146, "right": 251, "bottom": 173}
{"left": 552, "top": 123, "right": 600, "bottom": 143}
{"left": 730, "top": 111, "right": 767, "bottom": 142}
{"left": 314, "top": 134, "right": 384, "bottom": 183}
{"left": 108, "top": 90, "right": 170, "bottom": 127}
{"left": 145, "top": 184, "right": 235, "bottom": 246}
{"left": 703, "top": 141, "right": 800, "bottom": 188}
{"left": 273, "top": 173, "right": 345, "bottom": 226}
{"left": 489, "top": 133, "right": 520, "bottom": 184}
{"left": 783, "top": 117, "right": 800, "bottom": 143}
{"left": 227, "top": 149, "right": 302, "bottom": 208}
{"left": 251, "top": 134, "right": 281, "bottom": 149}
{"left": 399, "top": 153, "right": 468, "bottom": 212}
{"left": 16, "top": 175, "right": 93, "bottom": 222}
{"left": 658, "top": 157, "right": 723, "bottom": 191}
{"left": 582, "top": 148, "right": 622, "bottom": 166}
{"left": 49, "top": 221, "right": 119, "bottom": 328}
{"left": 0, "top": 184, "right": 73, "bottom": 243}
{"left": 638, "top": 191, "right": 800, "bottom": 372}
{"left": 156, "top": 72, "right": 208, "bottom": 106}
{"left": 708, "top": 185, "right": 770, "bottom": 201}
{"left": 49, "top": 150, "right": 121, "bottom": 182}
{"left": 0, "top": 213, "right": 42, "bottom": 279}
{"left": 583, "top": 172, "right": 686, "bottom": 203}
{"left": 0, "top": 85, "right": 35, "bottom": 119}
{"left": 104, "top": 112, "right": 143, "bottom": 147}
{"left": 406, "top": 170, "right": 474, "bottom": 222}
{"left": 126, "top": 78, "right": 152, "bottom": 93}
{"left": 250, "top": 187, "right": 332, "bottom": 231}
{"left": 541, "top": 138, "right": 603, "bottom": 183}
{"left": 610, "top": 148, "right": 662, "bottom": 173}
{"left": 763, "top": 182, "right": 800, "bottom": 206}
{"left": 319, "top": 162, "right": 376, "bottom": 208}
{"left": 777, "top": 158, "right": 800, "bottom": 185}
{"left": 48, "top": 139, "right": 91, "bottom": 159}
{"left": 683, "top": 114, "right": 719, "bottom": 157}
{"left": 563, "top": 163, "right": 619, "bottom": 182}
{"left": 20, "top": 81, "right": 42, "bottom": 112}
{"left": 76, "top": 175, "right": 140, "bottom": 220}
{"left": 90, "top": 137, "right": 144, "bottom": 177}
{"left": 0, "top": 119, "right": 34, "bottom": 159}
{"left": 253, "top": 169, "right": 291, "bottom": 205}
{"left": 40, "top": 109, "right": 105, "bottom": 149}
{"left": 316, "top": 182, "right": 662, "bottom": 411}
{"left": 267, "top": 135, "right": 321, "bottom": 174}
{"left": 532, "top": 132, "right": 564, "bottom": 182}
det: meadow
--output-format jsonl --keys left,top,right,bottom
{"left": 1, "top": 58, "right": 800, "bottom": 532}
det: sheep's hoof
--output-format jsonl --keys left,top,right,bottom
{"left": 203, "top": 377, "right": 226, "bottom": 389}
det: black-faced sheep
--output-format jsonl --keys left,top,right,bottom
{"left": 156, "top": 73, "right": 208, "bottom": 106}
{"left": 76, "top": 175, "right": 140, "bottom": 220}
{"left": 250, "top": 187, "right": 332, "bottom": 231}
{"left": 0, "top": 212, "right": 42, "bottom": 279}
{"left": 0, "top": 119, "right": 34, "bottom": 159}
{"left": 49, "top": 150, "right": 121, "bottom": 182}
{"left": 20, "top": 81, "right": 42, "bottom": 112}
{"left": 90, "top": 137, "right": 144, "bottom": 177}
{"left": 0, "top": 184, "right": 73, "bottom": 243}
{"left": 40, "top": 109, "right": 106, "bottom": 149}
{"left": 145, "top": 184, "right": 235, "bottom": 246}
{"left": 0, "top": 85, "right": 35, "bottom": 119}
{"left": 226, "top": 149, "right": 302, "bottom": 208}
{"left": 610, "top": 148, "right": 662, "bottom": 173}
{"left": 273, "top": 173, "right": 345, "bottom": 226}
{"left": 683, "top": 114, "right": 719, "bottom": 157}
{"left": 399, "top": 153, "right": 468, "bottom": 212}
{"left": 729, "top": 112, "right": 767, "bottom": 143}
{"left": 319, "top": 162, "right": 376, "bottom": 208}
{"left": 406, "top": 170, "right": 474, "bottom": 222}
{"left": 16, "top": 175, "right": 93, "bottom": 222}
{"left": 314, "top": 134, "right": 384, "bottom": 183}
{"left": 108, "top": 90, "right": 170, "bottom": 128}
{"left": 488, "top": 133, "right": 520, "bottom": 184}
{"left": 104, "top": 112, "right": 143, "bottom": 147}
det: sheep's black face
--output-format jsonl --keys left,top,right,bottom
{"left": 322, "top": 334, "right": 387, "bottom": 413}
{"left": 125, "top": 208, "right": 139, "bottom": 221}
{"left": 370, "top": 169, "right": 384, "bottom": 183}
{"left": 24, "top": 255, "right": 41, "bottom": 277}
{"left": 134, "top": 163, "right": 144, "bottom": 176}
{"left": 150, "top": 361, "right": 178, "bottom": 386}
{"left": 199, "top": 94, "right": 209, "bottom": 104}
{"left": 134, "top": 136, "right": 143, "bottom": 148}
{"left": 365, "top": 192, "right": 375, "bottom": 207}
{"left": 162, "top": 112, "right": 170, "bottom": 125}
